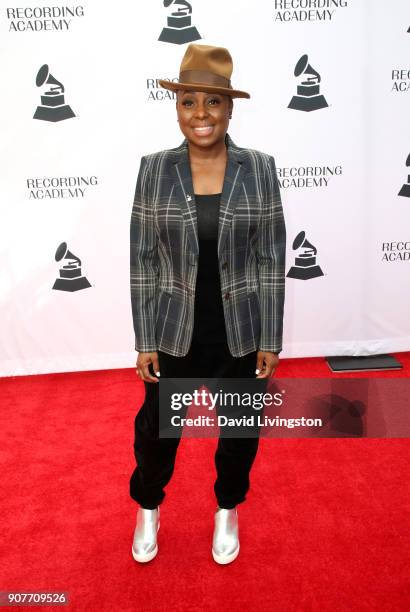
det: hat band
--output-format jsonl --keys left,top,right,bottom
{"left": 179, "top": 70, "right": 232, "bottom": 89}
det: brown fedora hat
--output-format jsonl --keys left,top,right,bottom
{"left": 158, "top": 43, "right": 250, "bottom": 99}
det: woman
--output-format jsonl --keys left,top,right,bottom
{"left": 129, "top": 43, "right": 286, "bottom": 564}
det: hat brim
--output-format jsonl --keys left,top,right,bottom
{"left": 158, "top": 79, "right": 250, "bottom": 99}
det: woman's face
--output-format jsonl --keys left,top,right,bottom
{"left": 176, "top": 90, "right": 233, "bottom": 147}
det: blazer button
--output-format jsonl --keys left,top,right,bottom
{"left": 221, "top": 262, "right": 228, "bottom": 270}
{"left": 224, "top": 292, "right": 230, "bottom": 300}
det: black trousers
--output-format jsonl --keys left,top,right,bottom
{"left": 130, "top": 340, "right": 260, "bottom": 509}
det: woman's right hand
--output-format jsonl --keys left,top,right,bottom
{"left": 136, "top": 352, "right": 160, "bottom": 383}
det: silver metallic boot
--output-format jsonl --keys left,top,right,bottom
{"left": 212, "top": 506, "right": 240, "bottom": 564}
{"left": 132, "top": 506, "right": 160, "bottom": 563}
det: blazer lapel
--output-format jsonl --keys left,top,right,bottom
{"left": 171, "top": 143, "right": 198, "bottom": 255}
{"left": 170, "top": 132, "right": 250, "bottom": 257}
{"left": 217, "top": 140, "right": 249, "bottom": 258}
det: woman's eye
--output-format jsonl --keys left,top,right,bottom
{"left": 181, "top": 98, "right": 220, "bottom": 107}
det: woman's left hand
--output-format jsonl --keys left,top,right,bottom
{"left": 255, "top": 351, "right": 279, "bottom": 378}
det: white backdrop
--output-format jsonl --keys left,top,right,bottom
{"left": 0, "top": 0, "right": 409, "bottom": 376}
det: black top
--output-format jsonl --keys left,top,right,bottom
{"left": 192, "top": 193, "right": 228, "bottom": 344}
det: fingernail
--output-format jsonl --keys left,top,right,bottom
{"left": 156, "top": 372, "right": 161, "bottom": 377}
{"left": 255, "top": 369, "right": 260, "bottom": 375}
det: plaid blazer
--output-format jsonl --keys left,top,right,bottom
{"left": 130, "top": 132, "right": 286, "bottom": 357}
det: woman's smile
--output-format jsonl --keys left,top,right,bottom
{"left": 192, "top": 125, "right": 214, "bottom": 136}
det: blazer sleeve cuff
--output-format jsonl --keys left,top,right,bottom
{"left": 135, "top": 341, "right": 158, "bottom": 353}
{"left": 258, "top": 346, "right": 282, "bottom": 354}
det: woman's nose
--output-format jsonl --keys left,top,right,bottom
{"left": 194, "top": 103, "right": 208, "bottom": 118}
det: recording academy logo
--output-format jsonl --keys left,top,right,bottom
{"left": 287, "top": 231, "right": 324, "bottom": 280}
{"left": 288, "top": 55, "right": 328, "bottom": 112}
{"left": 52, "top": 242, "right": 91, "bottom": 291}
{"left": 273, "top": 0, "right": 348, "bottom": 22}
{"left": 381, "top": 242, "right": 410, "bottom": 262}
{"left": 26, "top": 176, "right": 98, "bottom": 199}
{"left": 277, "top": 164, "right": 342, "bottom": 189}
{"left": 158, "top": 0, "right": 201, "bottom": 45}
{"left": 398, "top": 154, "right": 410, "bottom": 198}
{"left": 33, "top": 65, "right": 75, "bottom": 122}
{"left": 391, "top": 69, "right": 410, "bottom": 93}
{"left": 146, "top": 77, "right": 178, "bottom": 101}
{"left": 5, "top": 5, "right": 85, "bottom": 32}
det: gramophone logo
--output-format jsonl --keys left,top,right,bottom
{"left": 52, "top": 242, "right": 91, "bottom": 291}
{"left": 158, "top": 0, "right": 201, "bottom": 45}
{"left": 33, "top": 64, "right": 75, "bottom": 122}
{"left": 287, "top": 231, "right": 324, "bottom": 280}
{"left": 288, "top": 54, "right": 328, "bottom": 112}
{"left": 398, "top": 154, "right": 410, "bottom": 197}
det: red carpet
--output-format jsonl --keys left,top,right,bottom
{"left": 1, "top": 354, "right": 409, "bottom": 611}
